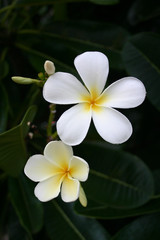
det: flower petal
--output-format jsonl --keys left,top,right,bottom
{"left": 98, "top": 77, "right": 146, "bottom": 108}
{"left": 57, "top": 103, "right": 92, "bottom": 146}
{"left": 34, "top": 174, "right": 63, "bottom": 202}
{"left": 24, "top": 154, "right": 60, "bottom": 182}
{"left": 70, "top": 156, "right": 89, "bottom": 181}
{"left": 79, "top": 184, "right": 87, "bottom": 207}
{"left": 61, "top": 176, "right": 80, "bottom": 202}
{"left": 74, "top": 51, "right": 109, "bottom": 96}
{"left": 43, "top": 72, "right": 90, "bottom": 104}
{"left": 92, "top": 107, "right": 132, "bottom": 144}
{"left": 44, "top": 141, "right": 73, "bottom": 169}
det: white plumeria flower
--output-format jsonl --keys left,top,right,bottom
{"left": 24, "top": 141, "right": 89, "bottom": 205}
{"left": 43, "top": 51, "right": 146, "bottom": 146}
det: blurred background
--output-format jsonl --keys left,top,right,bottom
{"left": 0, "top": 0, "right": 160, "bottom": 239}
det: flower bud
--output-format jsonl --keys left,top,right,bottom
{"left": 44, "top": 60, "right": 55, "bottom": 75}
{"left": 12, "top": 76, "right": 34, "bottom": 85}
{"left": 12, "top": 76, "right": 43, "bottom": 86}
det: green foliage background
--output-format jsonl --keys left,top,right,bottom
{"left": 0, "top": 0, "right": 160, "bottom": 239}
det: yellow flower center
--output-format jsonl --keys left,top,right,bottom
{"left": 90, "top": 98, "right": 96, "bottom": 107}
{"left": 82, "top": 91, "right": 107, "bottom": 112}
{"left": 62, "top": 166, "right": 72, "bottom": 178}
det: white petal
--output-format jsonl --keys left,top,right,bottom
{"left": 43, "top": 72, "right": 90, "bottom": 104}
{"left": 74, "top": 51, "right": 109, "bottom": 96}
{"left": 34, "top": 174, "right": 63, "bottom": 202}
{"left": 57, "top": 104, "right": 92, "bottom": 146}
{"left": 99, "top": 77, "right": 146, "bottom": 108}
{"left": 70, "top": 156, "right": 89, "bottom": 181}
{"left": 92, "top": 107, "right": 132, "bottom": 144}
{"left": 24, "top": 154, "right": 60, "bottom": 182}
{"left": 44, "top": 141, "right": 73, "bottom": 169}
{"left": 79, "top": 184, "right": 87, "bottom": 207}
{"left": 61, "top": 176, "right": 80, "bottom": 202}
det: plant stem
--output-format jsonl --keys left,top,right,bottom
{"left": 51, "top": 131, "right": 58, "bottom": 140}
{"left": 47, "top": 104, "right": 57, "bottom": 140}
{"left": 1, "top": 0, "right": 18, "bottom": 25}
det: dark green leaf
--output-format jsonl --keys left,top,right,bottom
{"left": 16, "top": 42, "right": 76, "bottom": 75}
{"left": 74, "top": 142, "right": 154, "bottom": 208}
{"left": 0, "top": 0, "right": 86, "bottom": 10}
{"left": 9, "top": 207, "right": 32, "bottom": 240}
{"left": 75, "top": 198, "right": 160, "bottom": 219}
{"left": 75, "top": 169, "right": 160, "bottom": 219}
{"left": 9, "top": 174, "right": 43, "bottom": 234}
{"left": 112, "top": 213, "right": 160, "bottom": 240}
{"left": 0, "top": 61, "right": 9, "bottom": 80}
{"left": 45, "top": 200, "right": 110, "bottom": 240}
{"left": 0, "top": 105, "right": 37, "bottom": 176}
{"left": 44, "top": 20, "right": 129, "bottom": 50}
{"left": 128, "top": 0, "right": 160, "bottom": 25}
{"left": 89, "top": 0, "right": 119, "bottom": 5}
{"left": 0, "top": 85, "right": 9, "bottom": 133}
{"left": 153, "top": 169, "right": 160, "bottom": 197}
{"left": 122, "top": 32, "right": 160, "bottom": 111}
{"left": 17, "top": 21, "right": 129, "bottom": 71}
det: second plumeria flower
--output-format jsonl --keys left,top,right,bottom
{"left": 24, "top": 141, "right": 89, "bottom": 206}
{"left": 43, "top": 51, "right": 146, "bottom": 146}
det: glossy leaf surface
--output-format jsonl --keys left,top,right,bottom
{"left": 122, "top": 33, "right": 160, "bottom": 111}
{"left": 45, "top": 200, "right": 110, "bottom": 240}
{"left": 112, "top": 213, "right": 160, "bottom": 240}
{"left": 75, "top": 142, "right": 154, "bottom": 208}
{"left": 9, "top": 174, "right": 43, "bottom": 234}
{"left": 0, "top": 106, "right": 37, "bottom": 176}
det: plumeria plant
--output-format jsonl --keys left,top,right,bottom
{"left": 12, "top": 51, "right": 146, "bottom": 208}
{"left": 1, "top": 1, "right": 160, "bottom": 239}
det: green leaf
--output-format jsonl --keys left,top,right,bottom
{"left": 9, "top": 207, "right": 32, "bottom": 240}
{"left": 45, "top": 200, "right": 110, "bottom": 240}
{"left": 0, "top": 0, "right": 86, "bottom": 10}
{"left": 0, "top": 61, "right": 9, "bottom": 80}
{"left": 17, "top": 0, "right": 86, "bottom": 5}
{"left": 17, "top": 21, "right": 129, "bottom": 70}
{"left": 128, "top": 0, "right": 160, "bottom": 25}
{"left": 15, "top": 42, "right": 76, "bottom": 75}
{"left": 112, "top": 213, "right": 160, "bottom": 240}
{"left": 122, "top": 32, "right": 160, "bottom": 111}
{"left": 9, "top": 174, "right": 43, "bottom": 234}
{"left": 75, "top": 197, "right": 160, "bottom": 219}
{"left": 0, "top": 105, "right": 37, "bottom": 176}
{"left": 0, "top": 85, "right": 9, "bottom": 133}
{"left": 153, "top": 169, "right": 160, "bottom": 197}
{"left": 75, "top": 170, "right": 160, "bottom": 219}
{"left": 89, "top": 0, "right": 119, "bottom": 5}
{"left": 74, "top": 142, "right": 154, "bottom": 208}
